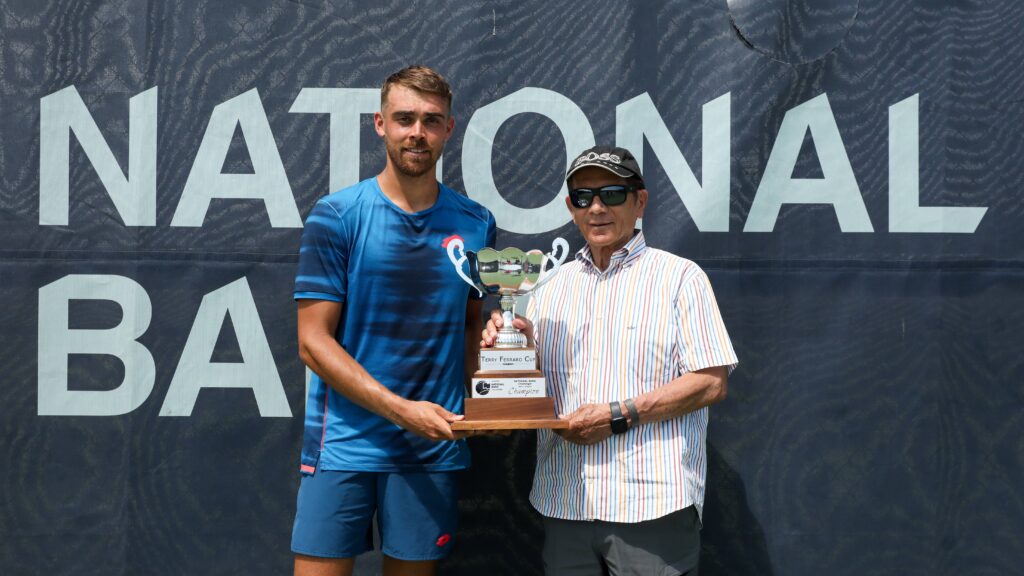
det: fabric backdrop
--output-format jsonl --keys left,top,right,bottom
{"left": 1, "top": 1, "right": 1021, "bottom": 574}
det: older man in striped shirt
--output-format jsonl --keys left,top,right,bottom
{"left": 483, "top": 145, "right": 738, "bottom": 576}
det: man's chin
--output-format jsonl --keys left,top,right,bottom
{"left": 395, "top": 160, "right": 436, "bottom": 178}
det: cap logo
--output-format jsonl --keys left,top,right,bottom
{"left": 573, "top": 151, "right": 622, "bottom": 168}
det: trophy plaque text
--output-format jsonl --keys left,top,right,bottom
{"left": 447, "top": 238, "right": 570, "bottom": 430}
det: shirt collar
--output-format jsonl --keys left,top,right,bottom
{"left": 575, "top": 230, "right": 648, "bottom": 271}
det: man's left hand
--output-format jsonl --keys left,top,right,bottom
{"left": 556, "top": 403, "right": 613, "bottom": 445}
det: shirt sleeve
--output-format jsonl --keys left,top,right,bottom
{"left": 294, "top": 200, "right": 348, "bottom": 302}
{"left": 674, "top": 269, "right": 738, "bottom": 375}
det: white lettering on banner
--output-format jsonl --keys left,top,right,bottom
{"left": 289, "top": 88, "right": 380, "bottom": 193}
{"left": 160, "top": 278, "right": 291, "bottom": 417}
{"left": 38, "top": 275, "right": 155, "bottom": 416}
{"left": 172, "top": 89, "right": 301, "bottom": 227}
{"left": 745, "top": 93, "right": 874, "bottom": 232}
{"left": 888, "top": 94, "right": 987, "bottom": 233}
{"left": 37, "top": 86, "right": 988, "bottom": 234}
{"left": 37, "top": 275, "right": 289, "bottom": 418}
{"left": 39, "top": 86, "right": 157, "bottom": 226}
{"left": 462, "top": 87, "right": 595, "bottom": 235}
{"left": 617, "top": 92, "right": 731, "bottom": 232}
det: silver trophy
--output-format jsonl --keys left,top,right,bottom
{"left": 446, "top": 237, "right": 571, "bottom": 429}
{"left": 447, "top": 237, "right": 569, "bottom": 348}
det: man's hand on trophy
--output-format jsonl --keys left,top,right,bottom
{"left": 555, "top": 403, "right": 614, "bottom": 445}
{"left": 481, "top": 309, "right": 535, "bottom": 348}
{"left": 392, "top": 400, "right": 463, "bottom": 441}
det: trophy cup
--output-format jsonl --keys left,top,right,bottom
{"left": 447, "top": 237, "right": 570, "bottom": 429}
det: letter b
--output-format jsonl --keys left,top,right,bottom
{"left": 38, "top": 275, "right": 155, "bottom": 416}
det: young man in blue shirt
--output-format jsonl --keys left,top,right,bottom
{"left": 291, "top": 66, "right": 496, "bottom": 576}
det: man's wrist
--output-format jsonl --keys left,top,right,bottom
{"left": 381, "top": 392, "right": 411, "bottom": 424}
{"left": 609, "top": 401, "right": 629, "bottom": 434}
{"left": 623, "top": 397, "right": 640, "bottom": 427}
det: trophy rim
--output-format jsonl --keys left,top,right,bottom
{"left": 473, "top": 246, "right": 546, "bottom": 295}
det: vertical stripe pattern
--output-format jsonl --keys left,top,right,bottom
{"left": 528, "top": 232, "right": 737, "bottom": 523}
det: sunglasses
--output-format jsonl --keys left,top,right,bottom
{"left": 568, "top": 184, "right": 638, "bottom": 209}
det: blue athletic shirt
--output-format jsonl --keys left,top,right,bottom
{"left": 294, "top": 177, "right": 496, "bottom": 473}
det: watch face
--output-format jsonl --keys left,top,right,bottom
{"left": 611, "top": 417, "right": 629, "bottom": 434}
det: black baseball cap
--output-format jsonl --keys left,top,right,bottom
{"left": 565, "top": 145, "right": 645, "bottom": 188}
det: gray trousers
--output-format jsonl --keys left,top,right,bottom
{"left": 542, "top": 506, "right": 701, "bottom": 576}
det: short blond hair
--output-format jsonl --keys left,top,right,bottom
{"left": 381, "top": 65, "right": 453, "bottom": 113}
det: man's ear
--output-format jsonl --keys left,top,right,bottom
{"left": 636, "top": 188, "right": 649, "bottom": 216}
{"left": 445, "top": 116, "right": 455, "bottom": 141}
{"left": 373, "top": 111, "right": 385, "bottom": 137}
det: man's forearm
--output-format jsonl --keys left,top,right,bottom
{"left": 299, "top": 332, "right": 407, "bottom": 423}
{"left": 628, "top": 366, "right": 728, "bottom": 426}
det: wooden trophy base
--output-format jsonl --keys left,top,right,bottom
{"left": 453, "top": 368, "right": 567, "bottom": 430}
{"left": 452, "top": 397, "right": 568, "bottom": 430}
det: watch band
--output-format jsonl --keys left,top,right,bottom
{"left": 624, "top": 398, "right": 640, "bottom": 427}
{"left": 609, "top": 401, "right": 628, "bottom": 435}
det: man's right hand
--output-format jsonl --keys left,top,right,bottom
{"left": 481, "top": 309, "right": 535, "bottom": 348}
{"left": 391, "top": 400, "right": 463, "bottom": 441}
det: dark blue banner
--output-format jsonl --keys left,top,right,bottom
{"left": 2, "top": 1, "right": 1021, "bottom": 574}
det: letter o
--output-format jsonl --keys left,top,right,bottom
{"left": 463, "top": 88, "right": 595, "bottom": 235}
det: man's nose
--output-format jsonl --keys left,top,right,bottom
{"left": 409, "top": 119, "right": 427, "bottom": 139}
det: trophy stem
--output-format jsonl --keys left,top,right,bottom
{"left": 495, "top": 294, "right": 527, "bottom": 348}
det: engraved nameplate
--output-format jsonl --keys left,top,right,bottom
{"left": 471, "top": 376, "right": 546, "bottom": 398}
{"left": 479, "top": 348, "right": 537, "bottom": 372}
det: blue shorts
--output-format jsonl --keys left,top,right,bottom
{"left": 290, "top": 468, "right": 459, "bottom": 561}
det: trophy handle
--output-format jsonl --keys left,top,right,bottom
{"left": 447, "top": 238, "right": 483, "bottom": 298}
{"left": 534, "top": 237, "right": 570, "bottom": 289}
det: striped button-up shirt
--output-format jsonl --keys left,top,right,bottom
{"left": 528, "top": 231, "right": 737, "bottom": 523}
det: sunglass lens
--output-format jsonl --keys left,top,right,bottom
{"left": 570, "top": 185, "right": 634, "bottom": 208}
{"left": 571, "top": 190, "right": 593, "bottom": 208}
{"left": 600, "top": 188, "right": 628, "bottom": 205}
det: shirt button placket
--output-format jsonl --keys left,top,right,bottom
{"left": 588, "top": 269, "right": 611, "bottom": 521}
{"left": 582, "top": 268, "right": 601, "bottom": 520}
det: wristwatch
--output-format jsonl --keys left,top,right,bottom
{"left": 609, "top": 401, "right": 629, "bottom": 435}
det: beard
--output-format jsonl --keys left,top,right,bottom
{"left": 385, "top": 138, "right": 439, "bottom": 178}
